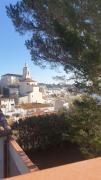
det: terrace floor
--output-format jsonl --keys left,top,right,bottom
{"left": 26, "top": 142, "right": 85, "bottom": 170}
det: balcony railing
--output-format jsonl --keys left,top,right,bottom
{"left": 0, "top": 136, "right": 38, "bottom": 179}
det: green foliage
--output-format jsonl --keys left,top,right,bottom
{"left": 65, "top": 96, "right": 101, "bottom": 157}
{"left": 12, "top": 96, "right": 101, "bottom": 158}
{"left": 6, "top": 0, "right": 101, "bottom": 93}
{"left": 12, "top": 114, "right": 68, "bottom": 151}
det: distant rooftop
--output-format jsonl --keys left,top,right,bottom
{"left": 20, "top": 103, "right": 51, "bottom": 109}
{"left": 2, "top": 74, "right": 22, "bottom": 77}
{"left": 20, "top": 78, "right": 36, "bottom": 82}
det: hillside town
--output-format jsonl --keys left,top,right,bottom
{"left": 0, "top": 64, "right": 81, "bottom": 120}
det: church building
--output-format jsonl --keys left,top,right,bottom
{"left": 0, "top": 64, "right": 45, "bottom": 104}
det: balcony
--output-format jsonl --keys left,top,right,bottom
{"left": 0, "top": 110, "right": 101, "bottom": 180}
{"left": 0, "top": 133, "right": 101, "bottom": 180}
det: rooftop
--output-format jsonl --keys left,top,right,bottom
{"left": 2, "top": 74, "right": 22, "bottom": 77}
{"left": 20, "top": 103, "right": 51, "bottom": 109}
{"left": 20, "top": 78, "right": 36, "bottom": 82}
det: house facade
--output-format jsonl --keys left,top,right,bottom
{"left": 0, "top": 98, "right": 15, "bottom": 114}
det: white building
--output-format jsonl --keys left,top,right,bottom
{"left": 0, "top": 98, "right": 15, "bottom": 115}
{"left": 8, "top": 85, "right": 19, "bottom": 95}
{"left": 0, "top": 64, "right": 45, "bottom": 104}
{"left": 0, "top": 74, "right": 22, "bottom": 87}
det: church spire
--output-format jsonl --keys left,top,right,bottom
{"left": 25, "top": 62, "right": 27, "bottom": 67}
{"left": 23, "top": 64, "right": 31, "bottom": 79}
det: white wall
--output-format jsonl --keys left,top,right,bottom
{"left": 19, "top": 96, "right": 28, "bottom": 104}
{"left": 19, "top": 81, "right": 39, "bottom": 96}
{"left": 8, "top": 141, "right": 31, "bottom": 177}
{"left": 19, "top": 81, "right": 44, "bottom": 104}
{"left": 0, "top": 75, "right": 20, "bottom": 86}
{"left": 1, "top": 99, "right": 15, "bottom": 112}
{"left": 19, "top": 82, "right": 33, "bottom": 95}
{"left": 9, "top": 88, "right": 19, "bottom": 95}
{"left": 28, "top": 91, "right": 44, "bottom": 103}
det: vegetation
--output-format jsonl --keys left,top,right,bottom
{"left": 12, "top": 113, "right": 67, "bottom": 151}
{"left": 6, "top": 0, "right": 101, "bottom": 93}
{"left": 63, "top": 96, "right": 101, "bottom": 158}
{"left": 12, "top": 95, "right": 101, "bottom": 158}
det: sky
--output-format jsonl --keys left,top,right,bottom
{"left": 0, "top": 0, "right": 67, "bottom": 84}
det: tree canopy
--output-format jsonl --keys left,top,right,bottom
{"left": 65, "top": 95, "right": 101, "bottom": 157}
{"left": 6, "top": 0, "right": 101, "bottom": 93}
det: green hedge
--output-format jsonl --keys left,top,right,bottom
{"left": 12, "top": 113, "right": 68, "bottom": 151}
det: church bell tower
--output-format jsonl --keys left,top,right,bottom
{"left": 23, "top": 63, "right": 31, "bottom": 79}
